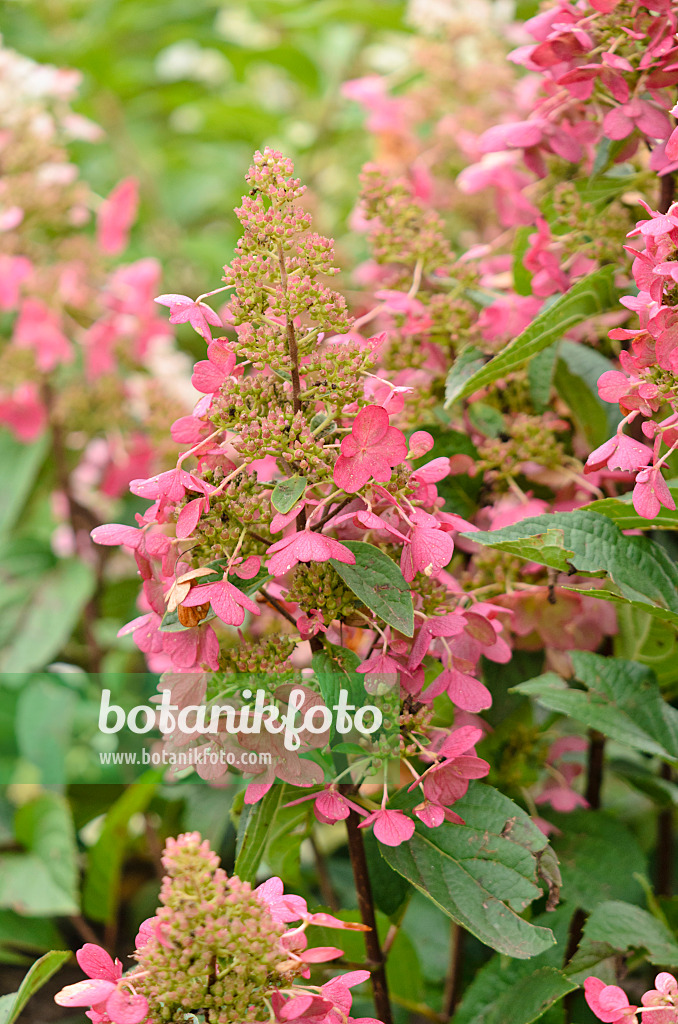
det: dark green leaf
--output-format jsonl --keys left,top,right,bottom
{"left": 528, "top": 347, "right": 557, "bottom": 413}
{"left": 555, "top": 342, "right": 621, "bottom": 449}
{"left": 331, "top": 540, "right": 414, "bottom": 637}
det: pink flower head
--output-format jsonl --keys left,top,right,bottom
{"left": 97, "top": 177, "right": 139, "bottom": 255}
{"left": 54, "top": 943, "right": 148, "bottom": 1024}
{"left": 333, "top": 405, "right": 408, "bottom": 492}
{"left": 155, "top": 293, "right": 223, "bottom": 341}
{"left": 13, "top": 298, "right": 72, "bottom": 372}
{"left": 632, "top": 465, "right": 676, "bottom": 519}
{"left": 181, "top": 574, "right": 261, "bottom": 627}
{"left": 584, "top": 977, "right": 637, "bottom": 1023}
{"left": 266, "top": 530, "right": 356, "bottom": 577}
{"left": 359, "top": 808, "right": 415, "bottom": 846}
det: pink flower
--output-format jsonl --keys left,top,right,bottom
{"left": 266, "top": 530, "right": 355, "bottom": 577}
{"left": 0, "top": 383, "right": 47, "bottom": 441}
{"left": 0, "top": 255, "right": 31, "bottom": 310}
{"left": 13, "top": 298, "right": 72, "bottom": 372}
{"left": 155, "top": 293, "right": 223, "bottom": 341}
{"left": 584, "top": 977, "right": 637, "bottom": 1023}
{"left": 97, "top": 178, "right": 139, "bottom": 255}
{"left": 181, "top": 575, "right": 261, "bottom": 627}
{"left": 359, "top": 808, "right": 415, "bottom": 846}
{"left": 191, "top": 341, "right": 236, "bottom": 393}
{"left": 334, "top": 405, "right": 408, "bottom": 492}
{"left": 162, "top": 621, "right": 220, "bottom": 671}
{"left": 585, "top": 434, "right": 653, "bottom": 473}
{"left": 54, "top": 943, "right": 148, "bottom": 1024}
{"left": 400, "top": 509, "right": 454, "bottom": 581}
{"left": 603, "top": 98, "right": 671, "bottom": 142}
{"left": 632, "top": 465, "right": 676, "bottom": 519}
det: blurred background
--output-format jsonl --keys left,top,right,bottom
{"left": 2, "top": 0, "right": 413, "bottom": 322}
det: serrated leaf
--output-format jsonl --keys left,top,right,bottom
{"left": 381, "top": 785, "right": 555, "bottom": 958}
{"left": 483, "top": 967, "right": 577, "bottom": 1024}
{"left": 583, "top": 491, "right": 678, "bottom": 530}
{"left": 514, "top": 652, "right": 678, "bottom": 761}
{"left": 0, "top": 949, "right": 71, "bottom": 1024}
{"left": 579, "top": 900, "right": 678, "bottom": 968}
{"left": 330, "top": 540, "right": 414, "bottom": 637}
{"left": 444, "top": 346, "right": 486, "bottom": 406}
{"left": 464, "top": 510, "right": 678, "bottom": 627}
{"left": 446, "top": 268, "right": 617, "bottom": 405}
{"left": 549, "top": 811, "right": 646, "bottom": 913}
{"left": 271, "top": 475, "right": 306, "bottom": 514}
{"left": 528, "top": 346, "right": 557, "bottom": 413}
{"left": 312, "top": 642, "right": 367, "bottom": 740}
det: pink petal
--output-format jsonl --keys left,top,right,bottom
{"left": 300, "top": 947, "right": 344, "bottom": 962}
{"left": 176, "top": 497, "right": 205, "bottom": 539}
{"left": 55, "top": 980, "right": 116, "bottom": 1007}
{"left": 105, "top": 988, "right": 149, "bottom": 1024}
{"left": 76, "top": 945, "right": 121, "bottom": 982}
{"left": 90, "top": 524, "right": 141, "bottom": 548}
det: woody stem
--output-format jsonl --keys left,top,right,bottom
{"left": 342, "top": 801, "right": 393, "bottom": 1024}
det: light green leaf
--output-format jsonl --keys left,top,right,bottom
{"left": 15, "top": 677, "right": 77, "bottom": 784}
{"left": 14, "top": 793, "right": 79, "bottom": 912}
{"left": 444, "top": 347, "right": 486, "bottom": 406}
{"left": 463, "top": 510, "right": 678, "bottom": 627}
{"left": 0, "top": 560, "right": 95, "bottom": 672}
{"left": 0, "top": 431, "right": 48, "bottom": 538}
{"left": 583, "top": 490, "right": 678, "bottom": 530}
{"left": 331, "top": 540, "right": 414, "bottom": 637}
{"left": 528, "top": 346, "right": 557, "bottom": 413}
{"left": 0, "top": 949, "right": 71, "bottom": 1024}
{"left": 271, "top": 475, "right": 307, "bottom": 514}
{"left": 512, "top": 226, "right": 533, "bottom": 296}
{"left": 446, "top": 268, "right": 617, "bottom": 405}
{"left": 234, "top": 784, "right": 292, "bottom": 884}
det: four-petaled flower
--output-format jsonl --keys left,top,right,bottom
{"left": 333, "top": 405, "right": 408, "bottom": 492}
{"left": 155, "top": 293, "right": 223, "bottom": 341}
{"left": 54, "top": 943, "right": 149, "bottom": 1024}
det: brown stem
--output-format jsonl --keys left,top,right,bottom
{"left": 443, "top": 922, "right": 465, "bottom": 1020}
{"left": 70, "top": 915, "right": 101, "bottom": 947}
{"left": 585, "top": 730, "right": 605, "bottom": 809}
{"left": 659, "top": 173, "right": 675, "bottom": 215}
{"left": 310, "top": 495, "right": 354, "bottom": 533}
{"left": 343, "top": 805, "right": 393, "bottom": 1024}
{"left": 259, "top": 587, "right": 298, "bottom": 628}
{"left": 657, "top": 762, "right": 674, "bottom": 896}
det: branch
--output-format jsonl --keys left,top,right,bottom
{"left": 343, "top": 804, "right": 393, "bottom": 1024}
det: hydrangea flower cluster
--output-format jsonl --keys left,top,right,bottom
{"left": 55, "top": 831, "right": 380, "bottom": 1024}
{"left": 0, "top": 40, "right": 192, "bottom": 558}
{"left": 92, "top": 148, "right": 511, "bottom": 845}
{"left": 585, "top": 971, "right": 678, "bottom": 1023}
{"left": 585, "top": 198, "right": 678, "bottom": 517}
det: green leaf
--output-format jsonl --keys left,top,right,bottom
{"left": 234, "top": 783, "right": 291, "bottom": 884}
{"left": 549, "top": 811, "right": 646, "bottom": 913}
{"left": 15, "top": 677, "right": 77, "bottom": 783}
{"left": 512, "top": 226, "right": 534, "bottom": 296}
{"left": 444, "top": 346, "right": 486, "bottom": 406}
{"left": 14, "top": 793, "right": 79, "bottom": 912}
{"left": 0, "top": 949, "right": 71, "bottom": 1024}
{"left": 513, "top": 651, "right": 678, "bottom": 761}
{"left": 0, "top": 432, "right": 48, "bottom": 538}
{"left": 528, "top": 347, "right": 557, "bottom": 413}
{"left": 464, "top": 510, "right": 678, "bottom": 627}
{"left": 454, "top": 906, "right": 573, "bottom": 1024}
{"left": 271, "top": 475, "right": 307, "bottom": 514}
{"left": 583, "top": 490, "right": 678, "bottom": 530}
{"left": 576, "top": 900, "right": 678, "bottom": 971}
{"left": 482, "top": 968, "right": 577, "bottom": 1024}
{"left": 445, "top": 268, "right": 617, "bottom": 405}
{"left": 468, "top": 402, "right": 507, "bottom": 438}
{"left": 330, "top": 540, "right": 414, "bottom": 637}
{"left": 82, "top": 776, "right": 158, "bottom": 922}
{"left": 0, "top": 560, "right": 95, "bottom": 672}
{"left": 381, "top": 785, "right": 556, "bottom": 958}
{"left": 312, "top": 642, "right": 367, "bottom": 740}
{"left": 555, "top": 341, "right": 621, "bottom": 449}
